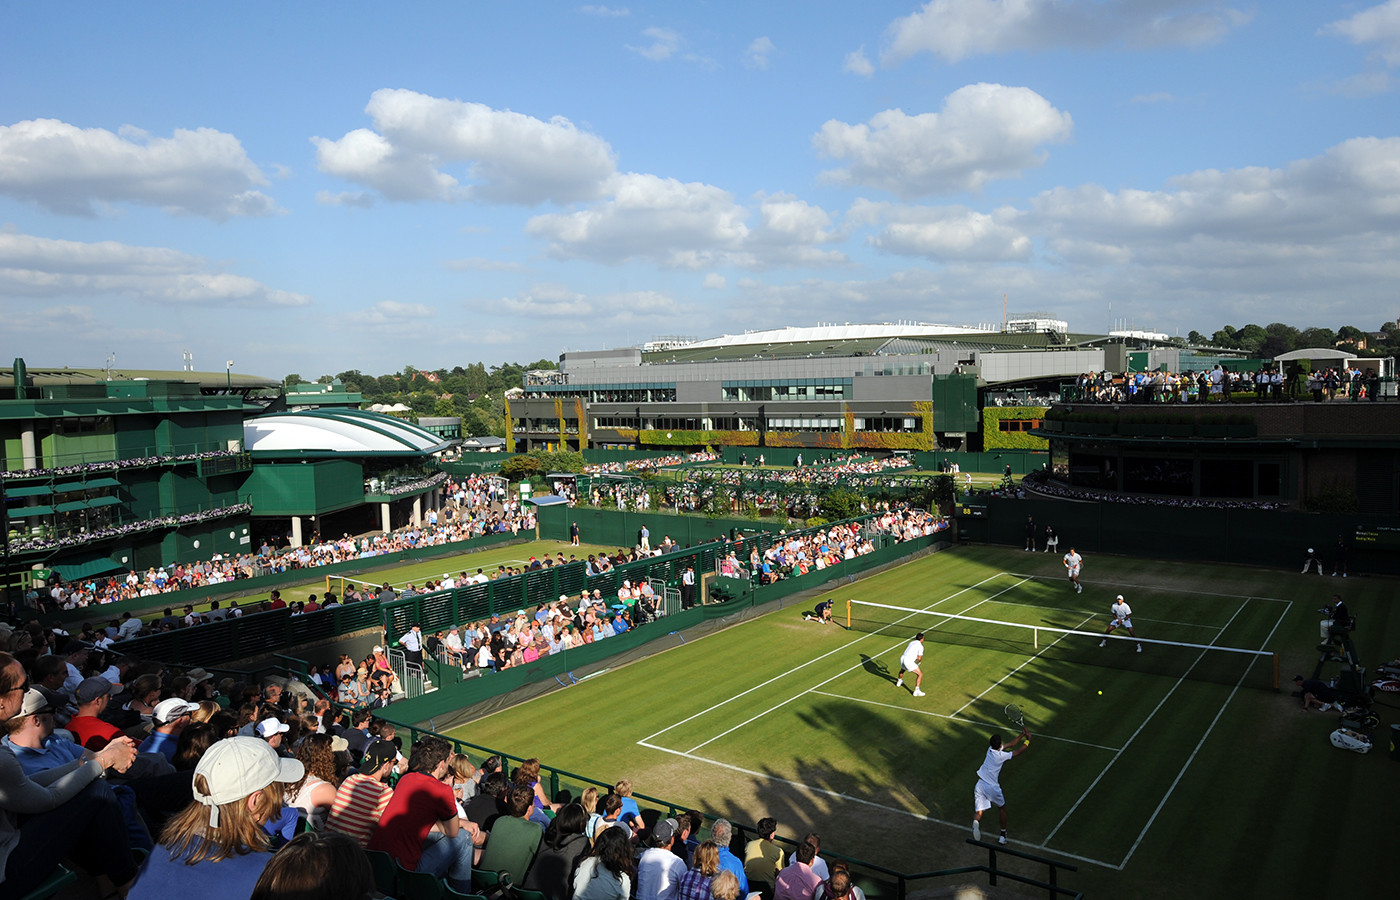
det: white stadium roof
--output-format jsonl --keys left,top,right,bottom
{"left": 681, "top": 322, "right": 998, "bottom": 350}
{"left": 244, "top": 409, "right": 453, "bottom": 457}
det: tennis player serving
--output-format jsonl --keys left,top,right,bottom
{"left": 972, "top": 725, "right": 1031, "bottom": 845}
{"left": 1099, "top": 594, "right": 1142, "bottom": 653}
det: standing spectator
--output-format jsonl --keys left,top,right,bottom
{"left": 571, "top": 521, "right": 581, "bottom": 546}
{"left": 368, "top": 735, "right": 473, "bottom": 893}
{"left": 398, "top": 626, "right": 424, "bottom": 668}
{"left": 681, "top": 567, "right": 696, "bottom": 610}
{"left": 129, "top": 736, "right": 304, "bottom": 899}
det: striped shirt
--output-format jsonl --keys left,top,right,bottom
{"left": 326, "top": 773, "right": 393, "bottom": 847}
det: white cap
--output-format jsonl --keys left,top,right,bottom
{"left": 1116, "top": 594, "right": 1124, "bottom": 601}
{"left": 153, "top": 697, "right": 198, "bottom": 724}
{"left": 256, "top": 717, "right": 290, "bottom": 738}
{"left": 193, "top": 736, "right": 303, "bottom": 827}
{"left": 373, "top": 645, "right": 384, "bottom": 653}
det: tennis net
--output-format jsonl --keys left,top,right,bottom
{"left": 846, "top": 598, "right": 1279, "bottom": 691}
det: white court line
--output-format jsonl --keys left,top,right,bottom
{"left": 633, "top": 738, "right": 1123, "bottom": 872}
{"left": 1040, "top": 595, "right": 1254, "bottom": 847}
{"left": 683, "top": 577, "right": 1034, "bottom": 754}
{"left": 639, "top": 573, "right": 1011, "bottom": 746}
{"left": 980, "top": 599, "right": 1217, "bottom": 631}
{"left": 1006, "top": 573, "right": 1292, "bottom": 604}
{"left": 950, "top": 609, "right": 1101, "bottom": 720}
{"left": 810, "top": 690, "right": 1122, "bottom": 752}
{"left": 1118, "top": 597, "right": 1293, "bottom": 869}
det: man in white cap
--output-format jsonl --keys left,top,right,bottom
{"left": 128, "top": 736, "right": 303, "bottom": 898}
{"left": 256, "top": 717, "right": 290, "bottom": 751}
{"left": 139, "top": 698, "right": 198, "bottom": 762}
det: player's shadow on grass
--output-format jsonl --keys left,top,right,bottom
{"left": 859, "top": 653, "right": 893, "bottom": 683}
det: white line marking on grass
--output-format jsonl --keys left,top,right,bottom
{"left": 681, "top": 577, "right": 1034, "bottom": 755}
{"left": 1118, "top": 597, "right": 1292, "bottom": 869}
{"left": 634, "top": 738, "right": 1123, "bottom": 871}
{"left": 1005, "top": 574, "right": 1292, "bottom": 604}
{"left": 639, "top": 573, "right": 1012, "bottom": 746}
{"left": 984, "top": 599, "right": 1232, "bottom": 632}
{"left": 810, "top": 690, "right": 1122, "bottom": 752}
{"left": 1040, "top": 595, "right": 1253, "bottom": 847}
{"left": 950, "top": 609, "right": 1101, "bottom": 720}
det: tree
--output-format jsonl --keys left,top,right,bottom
{"left": 284, "top": 373, "right": 305, "bottom": 387}
{"left": 433, "top": 397, "right": 456, "bottom": 417}
{"left": 1297, "top": 327, "right": 1336, "bottom": 349}
{"left": 1187, "top": 330, "right": 1208, "bottom": 345}
{"left": 1336, "top": 325, "right": 1365, "bottom": 345}
{"left": 1235, "top": 323, "right": 1267, "bottom": 356}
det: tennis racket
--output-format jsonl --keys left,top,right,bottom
{"left": 1004, "top": 703, "right": 1025, "bottom": 728}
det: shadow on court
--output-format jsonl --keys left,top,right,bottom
{"left": 860, "top": 653, "right": 894, "bottom": 683}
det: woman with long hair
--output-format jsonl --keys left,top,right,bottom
{"left": 523, "top": 802, "right": 589, "bottom": 899}
{"left": 128, "top": 736, "right": 304, "bottom": 899}
{"left": 512, "top": 757, "right": 558, "bottom": 828}
{"left": 675, "top": 841, "right": 720, "bottom": 900}
{"left": 249, "top": 830, "right": 374, "bottom": 900}
{"left": 286, "top": 733, "right": 339, "bottom": 816}
{"left": 571, "top": 824, "right": 634, "bottom": 900}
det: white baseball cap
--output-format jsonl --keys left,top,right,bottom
{"left": 153, "top": 698, "right": 198, "bottom": 724}
{"left": 1116, "top": 594, "right": 1124, "bottom": 601}
{"left": 256, "top": 717, "right": 290, "bottom": 738}
{"left": 193, "top": 736, "right": 303, "bottom": 826}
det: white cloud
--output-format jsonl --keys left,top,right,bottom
{"left": 1130, "top": 92, "right": 1175, "bottom": 104}
{"left": 580, "top": 5, "right": 629, "bottom": 16}
{"left": 747, "top": 36, "right": 776, "bottom": 70}
{"left": 1324, "top": 0, "right": 1400, "bottom": 66}
{"left": 862, "top": 203, "right": 1032, "bottom": 261}
{"left": 813, "top": 83, "right": 1073, "bottom": 197}
{"left": 628, "top": 27, "right": 681, "bottom": 61}
{"left": 703, "top": 273, "right": 727, "bottom": 289}
{"left": 496, "top": 284, "right": 682, "bottom": 320}
{"left": 0, "top": 118, "right": 275, "bottom": 219}
{"left": 844, "top": 47, "right": 875, "bottom": 77}
{"left": 885, "top": 0, "right": 1250, "bottom": 64}
{"left": 0, "top": 232, "right": 310, "bottom": 307}
{"left": 348, "top": 301, "right": 436, "bottom": 325}
{"left": 312, "top": 89, "right": 617, "bottom": 206}
{"left": 317, "top": 189, "right": 374, "bottom": 208}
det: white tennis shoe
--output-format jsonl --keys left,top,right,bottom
{"left": 972, "top": 821, "right": 980, "bottom": 841}
{"left": 912, "top": 688, "right": 925, "bottom": 697}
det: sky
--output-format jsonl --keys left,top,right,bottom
{"left": 4, "top": 1, "right": 1400, "bottom": 380}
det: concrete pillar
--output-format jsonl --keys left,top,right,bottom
{"left": 412, "top": 496, "right": 422, "bottom": 527}
{"left": 290, "top": 516, "right": 303, "bottom": 548}
{"left": 381, "top": 503, "right": 391, "bottom": 533}
{"left": 20, "top": 425, "right": 36, "bottom": 470}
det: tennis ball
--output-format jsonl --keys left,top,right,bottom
{"left": 1097, "top": 690, "right": 1103, "bottom": 695}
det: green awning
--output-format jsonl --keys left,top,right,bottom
{"left": 4, "top": 484, "right": 53, "bottom": 498}
{"left": 51, "top": 481, "right": 87, "bottom": 494}
{"left": 54, "top": 500, "right": 88, "bottom": 513}
{"left": 48, "top": 556, "right": 125, "bottom": 579}
{"left": 85, "top": 496, "right": 121, "bottom": 508}
{"left": 82, "top": 477, "right": 122, "bottom": 489}
{"left": 10, "top": 505, "right": 53, "bottom": 518}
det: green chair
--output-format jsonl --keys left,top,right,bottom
{"left": 471, "top": 869, "right": 505, "bottom": 895}
{"left": 17, "top": 865, "right": 77, "bottom": 900}
{"left": 441, "top": 885, "right": 489, "bottom": 900}
{"left": 365, "top": 848, "right": 399, "bottom": 896}
{"left": 393, "top": 859, "right": 445, "bottom": 900}
{"left": 513, "top": 888, "right": 549, "bottom": 900}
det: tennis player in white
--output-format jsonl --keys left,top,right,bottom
{"left": 1100, "top": 594, "right": 1142, "bottom": 652}
{"left": 895, "top": 632, "right": 925, "bottom": 697}
{"left": 1063, "top": 547, "right": 1083, "bottom": 593}
{"left": 972, "top": 727, "right": 1031, "bottom": 845}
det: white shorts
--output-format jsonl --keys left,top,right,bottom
{"left": 1110, "top": 617, "right": 1133, "bottom": 629}
{"left": 900, "top": 655, "right": 921, "bottom": 673}
{"left": 974, "top": 780, "right": 1005, "bottom": 812}
{"left": 1067, "top": 566, "right": 1081, "bottom": 577}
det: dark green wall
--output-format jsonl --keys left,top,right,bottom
{"left": 246, "top": 460, "right": 366, "bottom": 516}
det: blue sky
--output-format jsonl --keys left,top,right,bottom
{"left": 4, "top": 2, "right": 1400, "bottom": 379}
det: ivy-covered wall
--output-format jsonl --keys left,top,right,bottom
{"left": 983, "top": 405, "right": 1050, "bottom": 450}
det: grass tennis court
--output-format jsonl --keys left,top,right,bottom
{"left": 444, "top": 543, "right": 1400, "bottom": 899}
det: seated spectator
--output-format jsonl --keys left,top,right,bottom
{"left": 128, "top": 735, "right": 303, "bottom": 899}
{"left": 572, "top": 825, "right": 634, "bottom": 900}
{"left": 478, "top": 784, "right": 543, "bottom": 884}
{"left": 637, "top": 817, "right": 687, "bottom": 900}
{"left": 0, "top": 653, "right": 141, "bottom": 899}
{"left": 613, "top": 779, "right": 644, "bottom": 832}
{"left": 709, "top": 820, "right": 748, "bottom": 896}
{"left": 523, "top": 802, "right": 590, "bottom": 899}
{"left": 711, "top": 870, "right": 742, "bottom": 900}
{"left": 367, "top": 735, "right": 473, "bottom": 893}
{"left": 140, "top": 698, "right": 198, "bottom": 762}
{"left": 743, "top": 816, "right": 784, "bottom": 888}
{"left": 286, "top": 733, "right": 340, "bottom": 820}
{"left": 676, "top": 840, "right": 721, "bottom": 900}
{"left": 68, "top": 675, "right": 125, "bottom": 750}
{"left": 513, "top": 757, "right": 557, "bottom": 828}
{"left": 773, "top": 839, "right": 822, "bottom": 900}
{"left": 249, "top": 830, "right": 374, "bottom": 900}
{"left": 326, "top": 740, "right": 396, "bottom": 848}
{"left": 464, "top": 771, "right": 507, "bottom": 835}
{"left": 814, "top": 863, "right": 864, "bottom": 900}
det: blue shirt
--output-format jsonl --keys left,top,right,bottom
{"left": 717, "top": 847, "right": 749, "bottom": 895}
{"left": 139, "top": 730, "right": 180, "bottom": 762}
{"left": 129, "top": 844, "right": 273, "bottom": 900}
{"left": 2, "top": 735, "right": 84, "bottom": 775}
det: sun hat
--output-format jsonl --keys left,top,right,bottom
{"left": 193, "top": 736, "right": 303, "bottom": 826}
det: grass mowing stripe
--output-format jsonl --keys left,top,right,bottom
{"left": 950, "top": 606, "right": 1101, "bottom": 720}
{"left": 1118, "top": 596, "right": 1292, "bottom": 869}
{"left": 682, "top": 576, "right": 1032, "bottom": 755}
{"left": 639, "top": 572, "right": 1011, "bottom": 746}
{"left": 985, "top": 598, "right": 1221, "bottom": 631}
{"left": 1006, "top": 573, "right": 1293, "bottom": 605}
{"left": 809, "top": 689, "right": 1123, "bottom": 752}
{"left": 1040, "top": 595, "right": 1253, "bottom": 847}
{"left": 634, "top": 736, "right": 1126, "bottom": 872}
